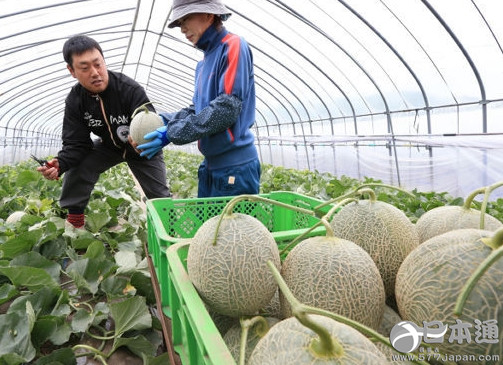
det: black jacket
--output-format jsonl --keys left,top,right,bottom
{"left": 57, "top": 71, "right": 153, "bottom": 174}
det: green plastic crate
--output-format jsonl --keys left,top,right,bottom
{"left": 146, "top": 191, "right": 333, "bottom": 365}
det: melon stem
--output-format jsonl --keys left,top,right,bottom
{"left": 355, "top": 187, "right": 376, "bottom": 202}
{"left": 314, "top": 182, "right": 415, "bottom": 210}
{"left": 454, "top": 228, "right": 503, "bottom": 316}
{"left": 479, "top": 181, "right": 503, "bottom": 229}
{"left": 279, "top": 198, "right": 356, "bottom": 255}
{"left": 462, "top": 187, "right": 486, "bottom": 210}
{"left": 321, "top": 198, "right": 358, "bottom": 237}
{"left": 239, "top": 316, "right": 270, "bottom": 365}
{"left": 265, "top": 260, "right": 343, "bottom": 358}
{"left": 222, "top": 194, "right": 315, "bottom": 217}
{"left": 266, "top": 261, "right": 432, "bottom": 365}
{"left": 131, "top": 101, "right": 154, "bottom": 119}
{"left": 212, "top": 194, "right": 316, "bottom": 246}
{"left": 279, "top": 221, "right": 323, "bottom": 255}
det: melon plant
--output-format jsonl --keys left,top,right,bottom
{"left": 395, "top": 228, "right": 503, "bottom": 361}
{"left": 328, "top": 187, "right": 419, "bottom": 304}
{"left": 187, "top": 195, "right": 286, "bottom": 317}
{"left": 279, "top": 201, "right": 385, "bottom": 330}
{"left": 129, "top": 103, "right": 164, "bottom": 145}
{"left": 415, "top": 183, "right": 503, "bottom": 243}
{"left": 248, "top": 261, "right": 405, "bottom": 365}
{"left": 248, "top": 314, "right": 388, "bottom": 365}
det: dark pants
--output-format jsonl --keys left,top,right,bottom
{"left": 60, "top": 140, "right": 170, "bottom": 212}
{"left": 197, "top": 158, "right": 261, "bottom": 198}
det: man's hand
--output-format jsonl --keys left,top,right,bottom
{"left": 128, "top": 135, "right": 141, "bottom": 154}
{"left": 36, "top": 158, "right": 60, "bottom": 180}
{"left": 137, "top": 126, "right": 170, "bottom": 159}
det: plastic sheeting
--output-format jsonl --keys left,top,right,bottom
{"left": 2, "top": 0, "right": 503, "bottom": 198}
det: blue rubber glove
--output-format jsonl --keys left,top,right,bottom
{"left": 137, "top": 126, "right": 170, "bottom": 159}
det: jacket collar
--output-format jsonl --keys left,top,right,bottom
{"left": 196, "top": 24, "right": 228, "bottom": 53}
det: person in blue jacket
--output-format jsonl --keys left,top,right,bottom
{"left": 137, "top": 0, "right": 261, "bottom": 198}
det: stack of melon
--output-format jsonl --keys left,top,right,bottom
{"left": 182, "top": 184, "right": 503, "bottom": 364}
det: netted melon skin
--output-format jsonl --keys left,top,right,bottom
{"left": 129, "top": 111, "right": 164, "bottom": 145}
{"left": 377, "top": 305, "right": 402, "bottom": 337}
{"left": 187, "top": 213, "right": 281, "bottom": 317}
{"left": 329, "top": 200, "right": 419, "bottom": 300}
{"left": 248, "top": 315, "right": 388, "bottom": 365}
{"left": 396, "top": 229, "right": 503, "bottom": 362}
{"left": 280, "top": 236, "right": 385, "bottom": 330}
{"left": 223, "top": 316, "right": 280, "bottom": 363}
{"left": 415, "top": 205, "right": 503, "bottom": 243}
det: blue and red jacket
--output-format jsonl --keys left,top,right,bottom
{"left": 162, "top": 24, "right": 258, "bottom": 170}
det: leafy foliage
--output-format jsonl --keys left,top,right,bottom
{"left": 0, "top": 160, "right": 161, "bottom": 364}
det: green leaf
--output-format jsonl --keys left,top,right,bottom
{"left": 130, "top": 272, "right": 155, "bottom": 305}
{"left": 91, "top": 302, "right": 109, "bottom": 327}
{"left": 31, "top": 315, "right": 64, "bottom": 348}
{"left": 0, "top": 284, "right": 18, "bottom": 305}
{"left": 100, "top": 276, "right": 129, "bottom": 297}
{"left": 15, "top": 170, "right": 40, "bottom": 187}
{"left": 66, "top": 257, "right": 115, "bottom": 295}
{"left": 0, "top": 311, "right": 36, "bottom": 362}
{"left": 86, "top": 211, "right": 111, "bottom": 233}
{"left": 48, "top": 321, "right": 72, "bottom": 346}
{"left": 114, "top": 251, "right": 139, "bottom": 274}
{"left": 8, "top": 287, "right": 60, "bottom": 317}
{"left": 10, "top": 252, "right": 60, "bottom": 282}
{"left": 51, "top": 290, "right": 71, "bottom": 317}
{"left": 33, "top": 348, "right": 76, "bottom": 365}
{"left": 143, "top": 353, "right": 172, "bottom": 365}
{"left": 110, "top": 296, "right": 152, "bottom": 337}
{"left": 112, "top": 335, "right": 156, "bottom": 358}
{"left": 86, "top": 200, "right": 112, "bottom": 233}
{"left": 0, "top": 230, "right": 42, "bottom": 259}
{"left": 0, "top": 266, "right": 59, "bottom": 292}
{"left": 83, "top": 240, "right": 106, "bottom": 259}
{"left": 70, "top": 308, "right": 93, "bottom": 333}
{"left": 0, "top": 352, "right": 27, "bottom": 365}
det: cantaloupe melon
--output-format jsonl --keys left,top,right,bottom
{"left": 415, "top": 205, "right": 502, "bottom": 243}
{"left": 129, "top": 108, "right": 164, "bottom": 145}
{"left": 377, "top": 305, "right": 402, "bottom": 338}
{"left": 329, "top": 198, "right": 419, "bottom": 303}
{"left": 205, "top": 304, "right": 239, "bottom": 336}
{"left": 395, "top": 228, "right": 503, "bottom": 362}
{"left": 6, "top": 211, "right": 27, "bottom": 224}
{"left": 187, "top": 212, "right": 281, "bottom": 317}
{"left": 248, "top": 314, "right": 388, "bottom": 364}
{"left": 258, "top": 289, "right": 281, "bottom": 319}
{"left": 279, "top": 235, "right": 385, "bottom": 330}
{"left": 223, "top": 316, "right": 280, "bottom": 363}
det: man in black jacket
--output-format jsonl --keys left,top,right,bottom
{"left": 37, "top": 35, "right": 171, "bottom": 228}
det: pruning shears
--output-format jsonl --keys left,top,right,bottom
{"left": 31, "top": 154, "right": 59, "bottom": 179}
{"left": 31, "top": 154, "right": 56, "bottom": 168}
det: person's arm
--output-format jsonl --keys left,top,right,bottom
{"left": 138, "top": 34, "right": 252, "bottom": 156}
{"left": 56, "top": 98, "right": 93, "bottom": 174}
{"left": 164, "top": 95, "right": 242, "bottom": 145}
{"left": 167, "top": 34, "right": 252, "bottom": 144}
{"left": 137, "top": 95, "right": 242, "bottom": 159}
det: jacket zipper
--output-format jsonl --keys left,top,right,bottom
{"left": 97, "top": 95, "right": 127, "bottom": 159}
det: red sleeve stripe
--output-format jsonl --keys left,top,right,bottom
{"left": 222, "top": 33, "right": 240, "bottom": 95}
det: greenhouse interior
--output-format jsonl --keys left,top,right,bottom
{"left": 2, "top": 0, "right": 503, "bottom": 364}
